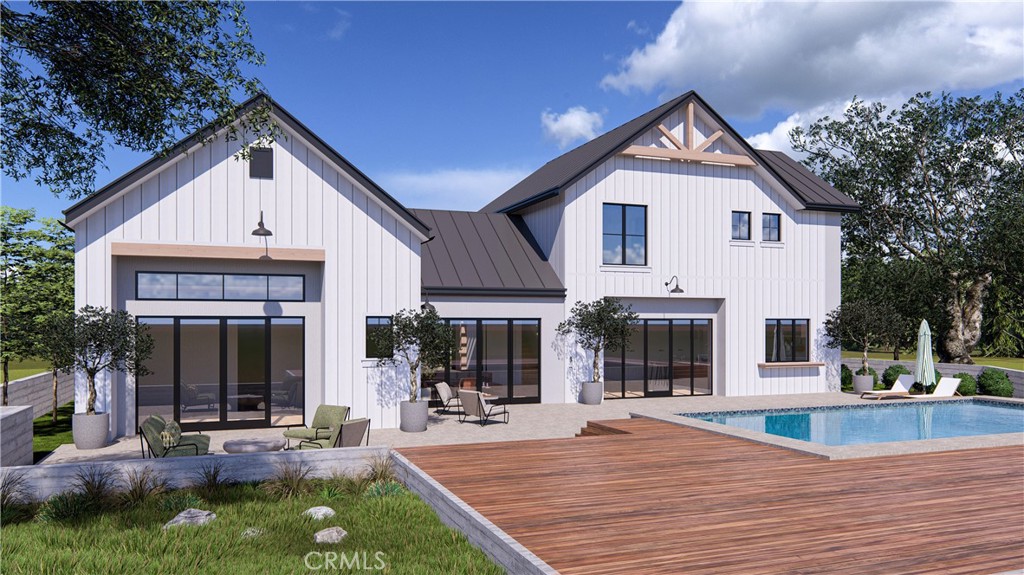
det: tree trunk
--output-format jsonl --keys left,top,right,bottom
{"left": 2, "top": 359, "right": 8, "bottom": 406}
{"left": 592, "top": 347, "right": 602, "bottom": 383}
{"left": 86, "top": 372, "right": 97, "bottom": 415}
{"left": 51, "top": 368, "right": 59, "bottom": 424}
{"left": 892, "top": 349, "right": 900, "bottom": 360}
{"left": 409, "top": 365, "right": 418, "bottom": 403}
{"left": 940, "top": 274, "right": 992, "bottom": 363}
{"left": 861, "top": 346, "right": 869, "bottom": 373}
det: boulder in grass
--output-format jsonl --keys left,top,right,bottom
{"left": 163, "top": 508, "right": 216, "bottom": 530}
{"left": 303, "top": 506, "right": 336, "bottom": 520}
{"left": 314, "top": 526, "right": 348, "bottom": 544}
{"left": 241, "top": 527, "right": 264, "bottom": 539}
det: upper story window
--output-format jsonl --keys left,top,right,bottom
{"left": 602, "top": 203, "right": 646, "bottom": 266}
{"left": 137, "top": 272, "right": 303, "bottom": 301}
{"left": 731, "top": 211, "right": 751, "bottom": 240}
{"left": 765, "top": 319, "right": 809, "bottom": 362}
{"left": 249, "top": 147, "right": 274, "bottom": 179}
{"left": 762, "top": 213, "right": 781, "bottom": 242}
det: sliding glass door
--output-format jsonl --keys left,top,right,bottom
{"left": 137, "top": 317, "right": 304, "bottom": 430}
{"left": 430, "top": 318, "right": 541, "bottom": 405}
{"left": 605, "top": 319, "right": 713, "bottom": 399}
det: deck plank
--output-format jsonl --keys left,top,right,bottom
{"left": 399, "top": 417, "right": 1024, "bottom": 575}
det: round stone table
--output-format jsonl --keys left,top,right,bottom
{"left": 222, "top": 438, "right": 287, "bottom": 454}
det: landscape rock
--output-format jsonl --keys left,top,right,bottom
{"left": 241, "top": 527, "right": 264, "bottom": 538}
{"left": 314, "top": 526, "right": 348, "bottom": 544}
{"left": 163, "top": 508, "right": 216, "bottom": 530}
{"left": 303, "top": 506, "right": 336, "bottom": 520}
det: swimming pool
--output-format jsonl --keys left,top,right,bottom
{"left": 685, "top": 400, "right": 1024, "bottom": 446}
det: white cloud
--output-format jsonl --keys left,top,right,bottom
{"left": 377, "top": 167, "right": 530, "bottom": 211}
{"left": 327, "top": 10, "right": 351, "bottom": 40}
{"left": 746, "top": 100, "right": 854, "bottom": 154}
{"left": 541, "top": 106, "right": 604, "bottom": 148}
{"left": 601, "top": 1, "right": 1023, "bottom": 117}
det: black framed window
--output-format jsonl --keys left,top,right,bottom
{"left": 602, "top": 203, "right": 646, "bottom": 265}
{"left": 249, "top": 147, "right": 274, "bottom": 179}
{"left": 765, "top": 319, "right": 809, "bottom": 362}
{"left": 365, "top": 317, "right": 393, "bottom": 359}
{"left": 731, "top": 211, "right": 751, "bottom": 240}
{"left": 136, "top": 272, "right": 304, "bottom": 302}
{"left": 762, "top": 213, "right": 781, "bottom": 242}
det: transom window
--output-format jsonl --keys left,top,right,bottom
{"left": 765, "top": 319, "right": 809, "bottom": 362}
{"left": 762, "top": 213, "right": 781, "bottom": 242}
{"left": 137, "top": 272, "right": 304, "bottom": 301}
{"left": 731, "top": 211, "right": 751, "bottom": 240}
{"left": 602, "top": 203, "right": 647, "bottom": 266}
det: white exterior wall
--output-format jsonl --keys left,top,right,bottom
{"left": 543, "top": 105, "right": 842, "bottom": 397}
{"left": 71, "top": 117, "right": 422, "bottom": 436}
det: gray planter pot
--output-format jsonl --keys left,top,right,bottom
{"left": 580, "top": 381, "right": 604, "bottom": 405}
{"left": 400, "top": 400, "right": 429, "bottom": 432}
{"left": 72, "top": 412, "right": 110, "bottom": 450}
{"left": 853, "top": 375, "right": 875, "bottom": 394}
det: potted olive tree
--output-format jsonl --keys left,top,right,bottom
{"left": 557, "top": 297, "right": 638, "bottom": 405}
{"left": 369, "top": 307, "right": 454, "bottom": 432}
{"left": 823, "top": 301, "right": 892, "bottom": 394}
{"left": 71, "top": 306, "right": 153, "bottom": 449}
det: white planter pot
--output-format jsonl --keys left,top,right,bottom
{"left": 400, "top": 400, "right": 429, "bottom": 432}
{"left": 853, "top": 375, "right": 875, "bottom": 394}
{"left": 72, "top": 412, "right": 110, "bottom": 450}
{"left": 580, "top": 381, "right": 604, "bottom": 405}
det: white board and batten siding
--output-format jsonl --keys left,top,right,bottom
{"left": 72, "top": 117, "right": 422, "bottom": 435}
{"left": 543, "top": 104, "right": 842, "bottom": 397}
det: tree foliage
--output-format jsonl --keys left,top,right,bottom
{"left": 792, "top": 90, "right": 1024, "bottom": 363}
{"left": 368, "top": 308, "right": 456, "bottom": 403}
{"left": 72, "top": 306, "right": 154, "bottom": 415}
{"left": 823, "top": 300, "right": 891, "bottom": 374}
{"left": 556, "top": 297, "right": 639, "bottom": 383}
{"left": 2, "top": 0, "right": 277, "bottom": 199}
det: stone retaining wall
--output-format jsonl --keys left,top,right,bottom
{"left": 0, "top": 446, "right": 387, "bottom": 502}
{"left": 841, "top": 358, "right": 1023, "bottom": 397}
{"left": 0, "top": 406, "right": 34, "bottom": 467}
{"left": 5, "top": 371, "right": 74, "bottom": 419}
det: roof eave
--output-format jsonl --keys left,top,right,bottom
{"left": 422, "top": 286, "right": 566, "bottom": 298}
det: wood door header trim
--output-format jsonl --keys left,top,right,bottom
{"left": 110, "top": 241, "right": 326, "bottom": 262}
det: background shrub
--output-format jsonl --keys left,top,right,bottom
{"left": 37, "top": 492, "right": 93, "bottom": 524}
{"left": 160, "top": 490, "right": 206, "bottom": 513}
{"left": 882, "top": 364, "right": 912, "bottom": 386}
{"left": 978, "top": 368, "right": 1014, "bottom": 397}
{"left": 911, "top": 369, "right": 943, "bottom": 394}
{"left": 841, "top": 364, "right": 853, "bottom": 392}
{"left": 952, "top": 372, "right": 977, "bottom": 396}
{"left": 855, "top": 366, "right": 880, "bottom": 389}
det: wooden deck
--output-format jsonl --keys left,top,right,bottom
{"left": 399, "top": 418, "right": 1024, "bottom": 574}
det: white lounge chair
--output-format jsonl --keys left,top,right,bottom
{"left": 457, "top": 389, "right": 509, "bottom": 426}
{"left": 433, "top": 381, "right": 462, "bottom": 415}
{"left": 912, "top": 377, "right": 962, "bottom": 398}
{"left": 861, "top": 374, "right": 915, "bottom": 400}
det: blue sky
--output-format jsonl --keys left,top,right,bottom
{"left": 3, "top": 1, "right": 1022, "bottom": 221}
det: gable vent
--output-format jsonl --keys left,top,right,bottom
{"left": 249, "top": 147, "right": 274, "bottom": 179}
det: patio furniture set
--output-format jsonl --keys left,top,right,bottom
{"left": 860, "top": 375, "right": 963, "bottom": 400}
{"left": 433, "top": 381, "right": 510, "bottom": 426}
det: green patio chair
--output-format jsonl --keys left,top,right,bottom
{"left": 283, "top": 404, "right": 349, "bottom": 447}
{"left": 138, "top": 415, "right": 210, "bottom": 458}
{"left": 297, "top": 418, "right": 371, "bottom": 450}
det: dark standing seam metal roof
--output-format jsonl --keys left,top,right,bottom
{"left": 412, "top": 209, "right": 565, "bottom": 298}
{"left": 63, "top": 93, "right": 432, "bottom": 237}
{"left": 481, "top": 90, "right": 859, "bottom": 215}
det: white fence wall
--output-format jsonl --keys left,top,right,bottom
{"left": 5, "top": 371, "right": 74, "bottom": 419}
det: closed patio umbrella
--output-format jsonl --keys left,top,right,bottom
{"left": 915, "top": 320, "right": 936, "bottom": 392}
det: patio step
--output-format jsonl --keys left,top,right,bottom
{"left": 575, "top": 421, "right": 631, "bottom": 438}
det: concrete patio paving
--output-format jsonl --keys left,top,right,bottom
{"left": 43, "top": 392, "right": 881, "bottom": 464}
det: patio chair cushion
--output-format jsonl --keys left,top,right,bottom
{"left": 283, "top": 405, "right": 348, "bottom": 441}
{"left": 140, "top": 415, "right": 210, "bottom": 457}
{"left": 167, "top": 434, "right": 210, "bottom": 456}
{"left": 296, "top": 418, "right": 370, "bottom": 449}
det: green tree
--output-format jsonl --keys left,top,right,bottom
{"left": 822, "top": 300, "right": 891, "bottom": 375}
{"left": 368, "top": 308, "right": 456, "bottom": 403}
{"left": 37, "top": 312, "right": 74, "bottom": 423}
{"left": 71, "top": 306, "right": 154, "bottom": 415}
{"left": 556, "top": 297, "right": 639, "bottom": 383}
{"left": 793, "top": 90, "right": 1024, "bottom": 363}
{"left": 2, "top": 0, "right": 278, "bottom": 199}
{"left": 0, "top": 207, "right": 38, "bottom": 405}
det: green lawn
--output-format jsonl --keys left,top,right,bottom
{"left": 6, "top": 358, "right": 49, "bottom": 381}
{"left": 841, "top": 351, "right": 1023, "bottom": 371}
{"left": 32, "top": 402, "right": 74, "bottom": 463}
{"left": 1, "top": 481, "right": 501, "bottom": 574}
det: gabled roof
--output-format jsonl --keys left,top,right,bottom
{"left": 63, "top": 93, "right": 432, "bottom": 237}
{"left": 412, "top": 209, "right": 565, "bottom": 298}
{"left": 481, "top": 91, "right": 859, "bottom": 214}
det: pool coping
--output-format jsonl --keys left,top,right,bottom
{"left": 632, "top": 396, "right": 1024, "bottom": 461}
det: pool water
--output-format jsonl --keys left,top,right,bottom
{"left": 688, "top": 401, "right": 1024, "bottom": 446}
